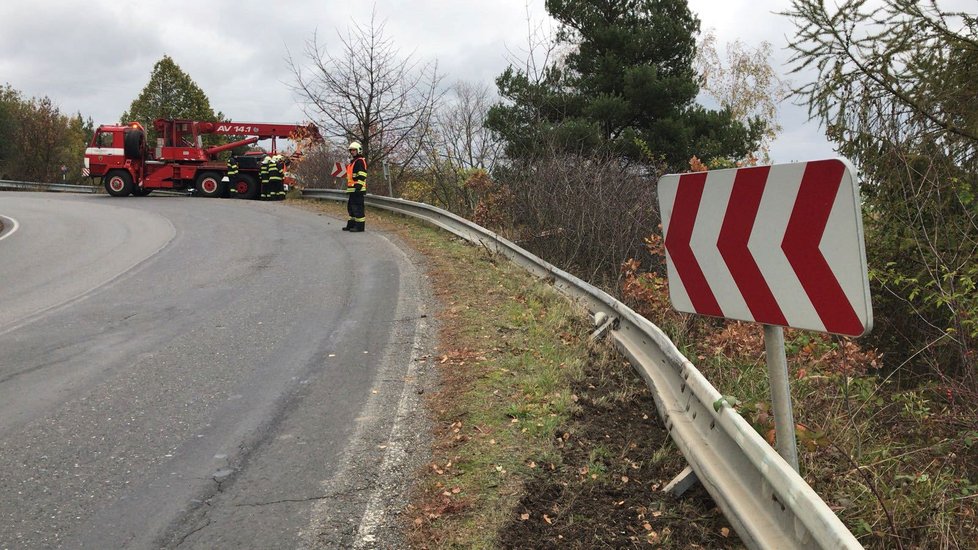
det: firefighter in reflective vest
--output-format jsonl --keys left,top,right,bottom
{"left": 259, "top": 155, "right": 284, "bottom": 200}
{"left": 268, "top": 155, "right": 285, "bottom": 200}
{"left": 226, "top": 156, "right": 239, "bottom": 196}
{"left": 343, "top": 141, "right": 367, "bottom": 232}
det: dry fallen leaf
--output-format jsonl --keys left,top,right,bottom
{"left": 721, "top": 527, "right": 731, "bottom": 538}
{"left": 520, "top": 513, "right": 530, "bottom": 521}
{"left": 543, "top": 514, "right": 553, "bottom": 524}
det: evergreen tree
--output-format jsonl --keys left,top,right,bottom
{"left": 784, "top": 0, "right": 978, "bottom": 379}
{"left": 121, "top": 55, "right": 223, "bottom": 143}
{"left": 487, "top": 0, "right": 762, "bottom": 168}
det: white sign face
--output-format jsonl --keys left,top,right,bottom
{"left": 657, "top": 158, "right": 873, "bottom": 337}
{"left": 330, "top": 162, "right": 344, "bottom": 178}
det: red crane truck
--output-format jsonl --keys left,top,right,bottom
{"left": 84, "top": 118, "right": 321, "bottom": 199}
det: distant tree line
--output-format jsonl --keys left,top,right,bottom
{"left": 0, "top": 56, "right": 226, "bottom": 185}
{"left": 0, "top": 84, "right": 93, "bottom": 183}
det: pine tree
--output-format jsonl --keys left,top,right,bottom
{"left": 487, "top": 0, "right": 762, "bottom": 168}
{"left": 121, "top": 55, "right": 222, "bottom": 142}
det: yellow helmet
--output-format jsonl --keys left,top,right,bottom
{"left": 348, "top": 141, "right": 362, "bottom": 154}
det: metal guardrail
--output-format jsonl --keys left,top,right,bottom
{"left": 0, "top": 180, "right": 97, "bottom": 193}
{"left": 302, "top": 188, "right": 863, "bottom": 549}
{"left": 0, "top": 180, "right": 193, "bottom": 197}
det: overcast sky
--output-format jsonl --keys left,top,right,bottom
{"left": 1, "top": 1, "right": 841, "bottom": 164}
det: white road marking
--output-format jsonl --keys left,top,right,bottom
{"left": 0, "top": 215, "right": 20, "bottom": 242}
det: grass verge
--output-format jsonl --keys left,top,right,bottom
{"left": 289, "top": 198, "right": 739, "bottom": 548}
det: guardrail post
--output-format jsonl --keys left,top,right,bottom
{"left": 663, "top": 465, "right": 699, "bottom": 497}
{"left": 589, "top": 311, "right": 616, "bottom": 341}
{"left": 765, "top": 324, "right": 799, "bottom": 472}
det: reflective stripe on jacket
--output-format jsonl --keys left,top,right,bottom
{"left": 346, "top": 156, "right": 367, "bottom": 192}
{"left": 267, "top": 161, "right": 283, "bottom": 182}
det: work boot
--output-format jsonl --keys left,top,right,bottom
{"left": 349, "top": 221, "right": 365, "bottom": 232}
{"left": 342, "top": 219, "right": 354, "bottom": 231}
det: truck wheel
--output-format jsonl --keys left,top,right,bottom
{"left": 196, "top": 171, "right": 225, "bottom": 198}
{"left": 104, "top": 171, "right": 133, "bottom": 197}
{"left": 123, "top": 128, "right": 146, "bottom": 160}
{"left": 232, "top": 173, "right": 260, "bottom": 200}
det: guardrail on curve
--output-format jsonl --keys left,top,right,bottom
{"left": 302, "top": 188, "right": 863, "bottom": 550}
{"left": 0, "top": 180, "right": 97, "bottom": 193}
{"left": 0, "top": 180, "right": 193, "bottom": 197}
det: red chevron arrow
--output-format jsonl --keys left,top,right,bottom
{"left": 664, "top": 172, "right": 722, "bottom": 317}
{"left": 781, "top": 160, "right": 863, "bottom": 336}
{"left": 717, "top": 166, "right": 788, "bottom": 326}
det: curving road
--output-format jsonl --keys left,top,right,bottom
{"left": 0, "top": 193, "right": 433, "bottom": 548}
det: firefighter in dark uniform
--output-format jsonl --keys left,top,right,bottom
{"left": 259, "top": 155, "right": 284, "bottom": 200}
{"left": 226, "top": 156, "right": 239, "bottom": 196}
{"left": 343, "top": 141, "right": 367, "bottom": 232}
{"left": 259, "top": 156, "right": 271, "bottom": 199}
{"left": 267, "top": 155, "right": 285, "bottom": 200}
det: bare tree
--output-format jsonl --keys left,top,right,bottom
{"left": 405, "top": 81, "right": 504, "bottom": 212}
{"left": 288, "top": 9, "right": 442, "bottom": 190}
{"left": 695, "top": 29, "right": 790, "bottom": 163}
{"left": 437, "top": 81, "right": 503, "bottom": 174}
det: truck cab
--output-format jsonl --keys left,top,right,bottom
{"left": 84, "top": 123, "right": 143, "bottom": 181}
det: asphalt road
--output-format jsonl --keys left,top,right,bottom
{"left": 0, "top": 193, "right": 434, "bottom": 549}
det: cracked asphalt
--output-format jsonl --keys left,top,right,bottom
{"left": 0, "top": 193, "right": 436, "bottom": 549}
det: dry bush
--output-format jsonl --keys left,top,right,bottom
{"left": 289, "top": 142, "right": 346, "bottom": 189}
{"left": 498, "top": 150, "right": 662, "bottom": 289}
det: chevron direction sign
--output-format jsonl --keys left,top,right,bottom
{"left": 657, "top": 158, "right": 873, "bottom": 337}
{"left": 330, "top": 162, "right": 345, "bottom": 178}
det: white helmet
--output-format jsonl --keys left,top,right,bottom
{"left": 348, "top": 141, "right": 362, "bottom": 154}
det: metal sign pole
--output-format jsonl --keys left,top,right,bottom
{"left": 764, "top": 324, "right": 799, "bottom": 472}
